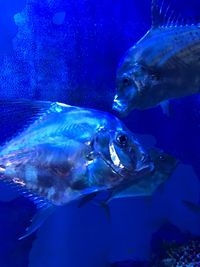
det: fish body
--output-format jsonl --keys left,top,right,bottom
{"left": 113, "top": 0, "right": 200, "bottom": 115}
{"left": 0, "top": 100, "right": 153, "bottom": 207}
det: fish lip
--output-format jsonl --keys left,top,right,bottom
{"left": 112, "top": 100, "right": 129, "bottom": 117}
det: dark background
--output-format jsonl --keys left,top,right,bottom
{"left": 0, "top": 0, "right": 200, "bottom": 266}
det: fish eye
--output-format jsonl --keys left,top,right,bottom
{"left": 152, "top": 74, "right": 160, "bottom": 81}
{"left": 150, "top": 71, "right": 160, "bottom": 81}
{"left": 116, "top": 133, "right": 128, "bottom": 146}
{"left": 122, "top": 77, "right": 130, "bottom": 86}
{"left": 159, "top": 155, "right": 166, "bottom": 161}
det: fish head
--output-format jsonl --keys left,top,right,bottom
{"left": 113, "top": 46, "right": 163, "bottom": 116}
{"left": 86, "top": 115, "right": 154, "bottom": 189}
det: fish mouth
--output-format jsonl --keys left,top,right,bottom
{"left": 112, "top": 97, "right": 129, "bottom": 117}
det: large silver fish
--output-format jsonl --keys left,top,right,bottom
{"left": 0, "top": 100, "right": 154, "bottom": 239}
{"left": 113, "top": 0, "right": 200, "bottom": 116}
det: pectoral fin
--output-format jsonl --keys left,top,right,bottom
{"left": 96, "top": 201, "right": 111, "bottom": 221}
{"left": 78, "top": 192, "right": 100, "bottom": 208}
{"left": 78, "top": 190, "right": 112, "bottom": 221}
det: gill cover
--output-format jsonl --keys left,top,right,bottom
{"left": 94, "top": 126, "right": 152, "bottom": 179}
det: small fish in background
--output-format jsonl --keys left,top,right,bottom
{"left": 113, "top": 0, "right": 200, "bottom": 116}
{"left": 0, "top": 100, "right": 154, "bottom": 240}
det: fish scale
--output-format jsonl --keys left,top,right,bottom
{"left": 138, "top": 27, "right": 200, "bottom": 67}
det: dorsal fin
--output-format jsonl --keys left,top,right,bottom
{"left": 151, "top": 0, "right": 183, "bottom": 28}
{"left": 152, "top": 0, "right": 163, "bottom": 28}
{"left": 0, "top": 100, "right": 51, "bottom": 146}
{"left": 0, "top": 99, "right": 71, "bottom": 147}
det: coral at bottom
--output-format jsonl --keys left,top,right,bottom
{"left": 155, "top": 239, "right": 200, "bottom": 267}
{"left": 110, "top": 238, "right": 200, "bottom": 267}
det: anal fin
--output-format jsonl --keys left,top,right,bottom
{"left": 0, "top": 173, "right": 57, "bottom": 240}
{"left": 18, "top": 202, "right": 56, "bottom": 240}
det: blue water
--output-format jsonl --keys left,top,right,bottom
{"left": 0, "top": 0, "right": 200, "bottom": 266}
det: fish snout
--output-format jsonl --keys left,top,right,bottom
{"left": 112, "top": 95, "right": 129, "bottom": 116}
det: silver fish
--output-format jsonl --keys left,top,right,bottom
{"left": 113, "top": 0, "right": 200, "bottom": 116}
{"left": 0, "top": 100, "right": 153, "bottom": 239}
